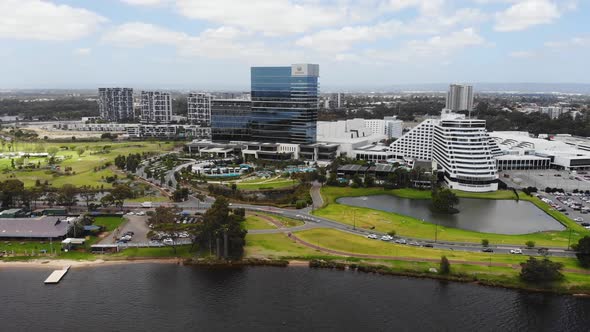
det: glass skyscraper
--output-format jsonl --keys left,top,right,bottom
{"left": 250, "top": 64, "right": 319, "bottom": 144}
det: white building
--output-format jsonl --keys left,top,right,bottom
{"left": 98, "top": 88, "right": 134, "bottom": 122}
{"left": 389, "top": 119, "right": 436, "bottom": 161}
{"left": 364, "top": 117, "right": 403, "bottom": 139}
{"left": 188, "top": 93, "right": 212, "bottom": 126}
{"left": 317, "top": 118, "right": 387, "bottom": 159}
{"left": 433, "top": 112, "right": 498, "bottom": 192}
{"left": 540, "top": 106, "right": 565, "bottom": 119}
{"left": 140, "top": 91, "right": 172, "bottom": 124}
{"left": 445, "top": 84, "right": 473, "bottom": 112}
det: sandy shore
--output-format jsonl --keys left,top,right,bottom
{"left": 0, "top": 258, "right": 182, "bottom": 269}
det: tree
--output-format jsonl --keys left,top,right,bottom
{"left": 481, "top": 239, "right": 489, "bottom": 247}
{"left": 195, "top": 192, "right": 206, "bottom": 210}
{"left": 196, "top": 197, "right": 247, "bottom": 258}
{"left": 387, "top": 230, "right": 397, "bottom": 237}
{"left": 431, "top": 188, "right": 459, "bottom": 214}
{"left": 440, "top": 256, "right": 451, "bottom": 275}
{"left": 525, "top": 241, "right": 536, "bottom": 248}
{"left": 111, "top": 184, "right": 134, "bottom": 209}
{"left": 47, "top": 147, "right": 59, "bottom": 157}
{"left": 75, "top": 147, "right": 85, "bottom": 157}
{"left": 351, "top": 174, "right": 363, "bottom": 188}
{"left": 572, "top": 236, "right": 590, "bottom": 267}
{"left": 57, "top": 184, "right": 78, "bottom": 207}
{"left": 79, "top": 185, "right": 97, "bottom": 211}
{"left": 520, "top": 257, "right": 564, "bottom": 283}
{"left": 364, "top": 175, "right": 375, "bottom": 188}
{"left": 100, "top": 194, "right": 115, "bottom": 208}
{"left": 148, "top": 206, "right": 182, "bottom": 254}
{"left": 45, "top": 191, "right": 58, "bottom": 207}
{"left": 172, "top": 188, "right": 190, "bottom": 202}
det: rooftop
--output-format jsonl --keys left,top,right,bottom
{"left": 0, "top": 216, "right": 76, "bottom": 238}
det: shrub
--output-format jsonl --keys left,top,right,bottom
{"left": 439, "top": 256, "right": 451, "bottom": 275}
{"left": 520, "top": 257, "right": 563, "bottom": 283}
{"left": 481, "top": 239, "right": 489, "bottom": 247}
{"left": 525, "top": 241, "right": 535, "bottom": 248}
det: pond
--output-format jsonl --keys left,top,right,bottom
{"left": 336, "top": 195, "right": 565, "bottom": 234}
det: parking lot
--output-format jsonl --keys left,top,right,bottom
{"left": 99, "top": 213, "right": 151, "bottom": 245}
{"left": 501, "top": 169, "right": 590, "bottom": 192}
{"left": 539, "top": 192, "right": 590, "bottom": 228}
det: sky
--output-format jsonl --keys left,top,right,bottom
{"left": 0, "top": 0, "right": 589, "bottom": 90}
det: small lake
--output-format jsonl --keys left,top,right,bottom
{"left": 337, "top": 195, "right": 565, "bottom": 234}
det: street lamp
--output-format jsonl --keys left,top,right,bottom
{"left": 353, "top": 209, "right": 356, "bottom": 231}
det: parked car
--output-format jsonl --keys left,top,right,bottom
{"left": 408, "top": 241, "right": 421, "bottom": 246}
{"left": 482, "top": 248, "right": 494, "bottom": 253}
{"left": 510, "top": 249, "right": 523, "bottom": 254}
{"left": 366, "top": 234, "right": 379, "bottom": 240}
{"left": 575, "top": 217, "right": 584, "bottom": 222}
{"left": 394, "top": 239, "right": 407, "bottom": 245}
{"left": 581, "top": 222, "right": 590, "bottom": 227}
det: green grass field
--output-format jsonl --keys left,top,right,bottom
{"left": 228, "top": 176, "right": 299, "bottom": 190}
{"left": 244, "top": 214, "right": 279, "bottom": 230}
{"left": 313, "top": 186, "right": 590, "bottom": 247}
{"left": 94, "top": 216, "right": 125, "bottom": 232}
{"left": 245, "top": 233, "right": 330, "bottom": 258}
{"left": 294, "top": 228, "right": 586, "bottom": 269}
{"left": 0, "top": 141, "right": 176, "bottom": 188}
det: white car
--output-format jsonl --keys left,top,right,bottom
{"left": 380, "top": 235, "right": 393, "bottom": 241}
{"left": 395, "top": 239, "right": 407, "bottom": 245}
{"left": 366, "top": 234, "right": 379, "bottom": 240}
{"left": 163, "top": 238, "right": 174, "bottom": 245}
{"left": 510, "top": 249, "right": 523, "bottom": 254}
{"left": 575, "top": 217, "right": 584, "bottom": 222}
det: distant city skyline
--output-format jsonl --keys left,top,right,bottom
{"left": 0, "top": 0, "right": 589, "bottom": 89}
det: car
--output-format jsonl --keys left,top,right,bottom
{"left": 127, "top": 212, "right": 135, "bottom": 216}
{"left": 163, "top": 238, "right": 174, "bottom": 245}
{"left": 408, "top": 241, "right": 421, "bottom": 246}
{"left": 394, "top": 239, "right": 407, "bottom": 245}
{"left": 124, "top": 231, "right": 135, "bottom": 236}
{"left": 510, "top": 249, "right": 523, "bottom": 254}
{"left": 422, "top": 243, "right": 434, "bottom": 248}
{"left": 380, "top": 235, "right": 393, "bottom": 241}
{"left": 575, "top": 217, "right": 584, "bottom": 222}
{"left": 366, "top": 234, "right": 379, "bottom": 240}
{"left": 581, "top": 222, "right": 590, "bottom": 227}
{"left": 482, "top": 248, "right": 494, "bottom": 253}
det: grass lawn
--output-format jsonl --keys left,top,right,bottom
{"left": 245, "top": 233, "right": 333, "bottom": 259}
{"left": 94, "top": 216, "right": 125, "bottom": 232}
{"left": 230, "top": 176, "right": 299, "bottom": 190}
{"left": 244, "top": 214, "right": 279, "bottom": 230}
{"left": 127, "top": 195, "right": 170, "bottom": 203}
{"left": 0, "top": 141, "right": 176, "bottom": 188}
{"left": 294, "top": 228, "right": 588, "bottom": 270}
{"left": 313, "top": 186, "right": 590, "bottom": 247}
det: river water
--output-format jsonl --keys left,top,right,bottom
{"left": 1, "top": 264, "right": 589, "bottom": 331}
{"left": 337, "top": 195, "right": 565, "bottom": 234}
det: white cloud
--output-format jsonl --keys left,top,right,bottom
{"left": 102, "top": 22, "right": 189, "bottom": 47}
{"left": 296, "top": 7, "right": 487, "bottom": 53}
{"left": 174, "top": 0, "right": 353, "bottom": 36}
{"left": 363, "top": 28, "right": 486, "bottom": 63}
{"left": 545, "top": 36, "right": 590, "bottom": 48}
{"left": 74, "top": 48, "right": 92, "bottom": 56}
{"left": 494, "top": 0, "right": 561, "bottom": 31}
{"left": 509, "top": 50, "right": 534, "bottom": 58}
{"left": 0, "top": 0, "right": 107, "bottom": 41}
{"left": 102, "top": 22, "right": 300, "bottom": 64}
{"left": 121, "top": 0, "right": 169, "bottom": 5}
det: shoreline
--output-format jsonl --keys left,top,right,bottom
{"left": 2, "top": 256, "right": 589, "bottom": 296}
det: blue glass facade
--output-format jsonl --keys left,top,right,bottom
{"left": 250, "top": 64, "right": 319, "bottom": 144}
{"left": 210, "top": 99, "right": 251, "bottom": 142}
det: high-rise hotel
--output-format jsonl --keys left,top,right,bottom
{"left": 250, "top": 64, "right": 319, "bottom": 144}
{"left": 210, "top": 64, "right": 319, "bottom": 145}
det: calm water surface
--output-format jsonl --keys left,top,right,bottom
{"left": 337, "top": 195, "right": 565, "bottom": 234}
{"left": 1, "top": 264, "right": 589, "bottom": 332}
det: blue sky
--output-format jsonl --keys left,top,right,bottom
{"left": 0, "top": 0, "right": 589, "bottom": 90}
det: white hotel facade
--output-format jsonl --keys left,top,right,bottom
{"left": 390, "top": 110, "right": 499, "bottom": 192}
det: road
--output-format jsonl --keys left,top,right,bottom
{"left": 117, "top": 161, "right": 580, "bottom": 258}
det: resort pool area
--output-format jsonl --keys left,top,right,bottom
{"left": 336, "top": 195, "right": 565, "bottom": 234}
